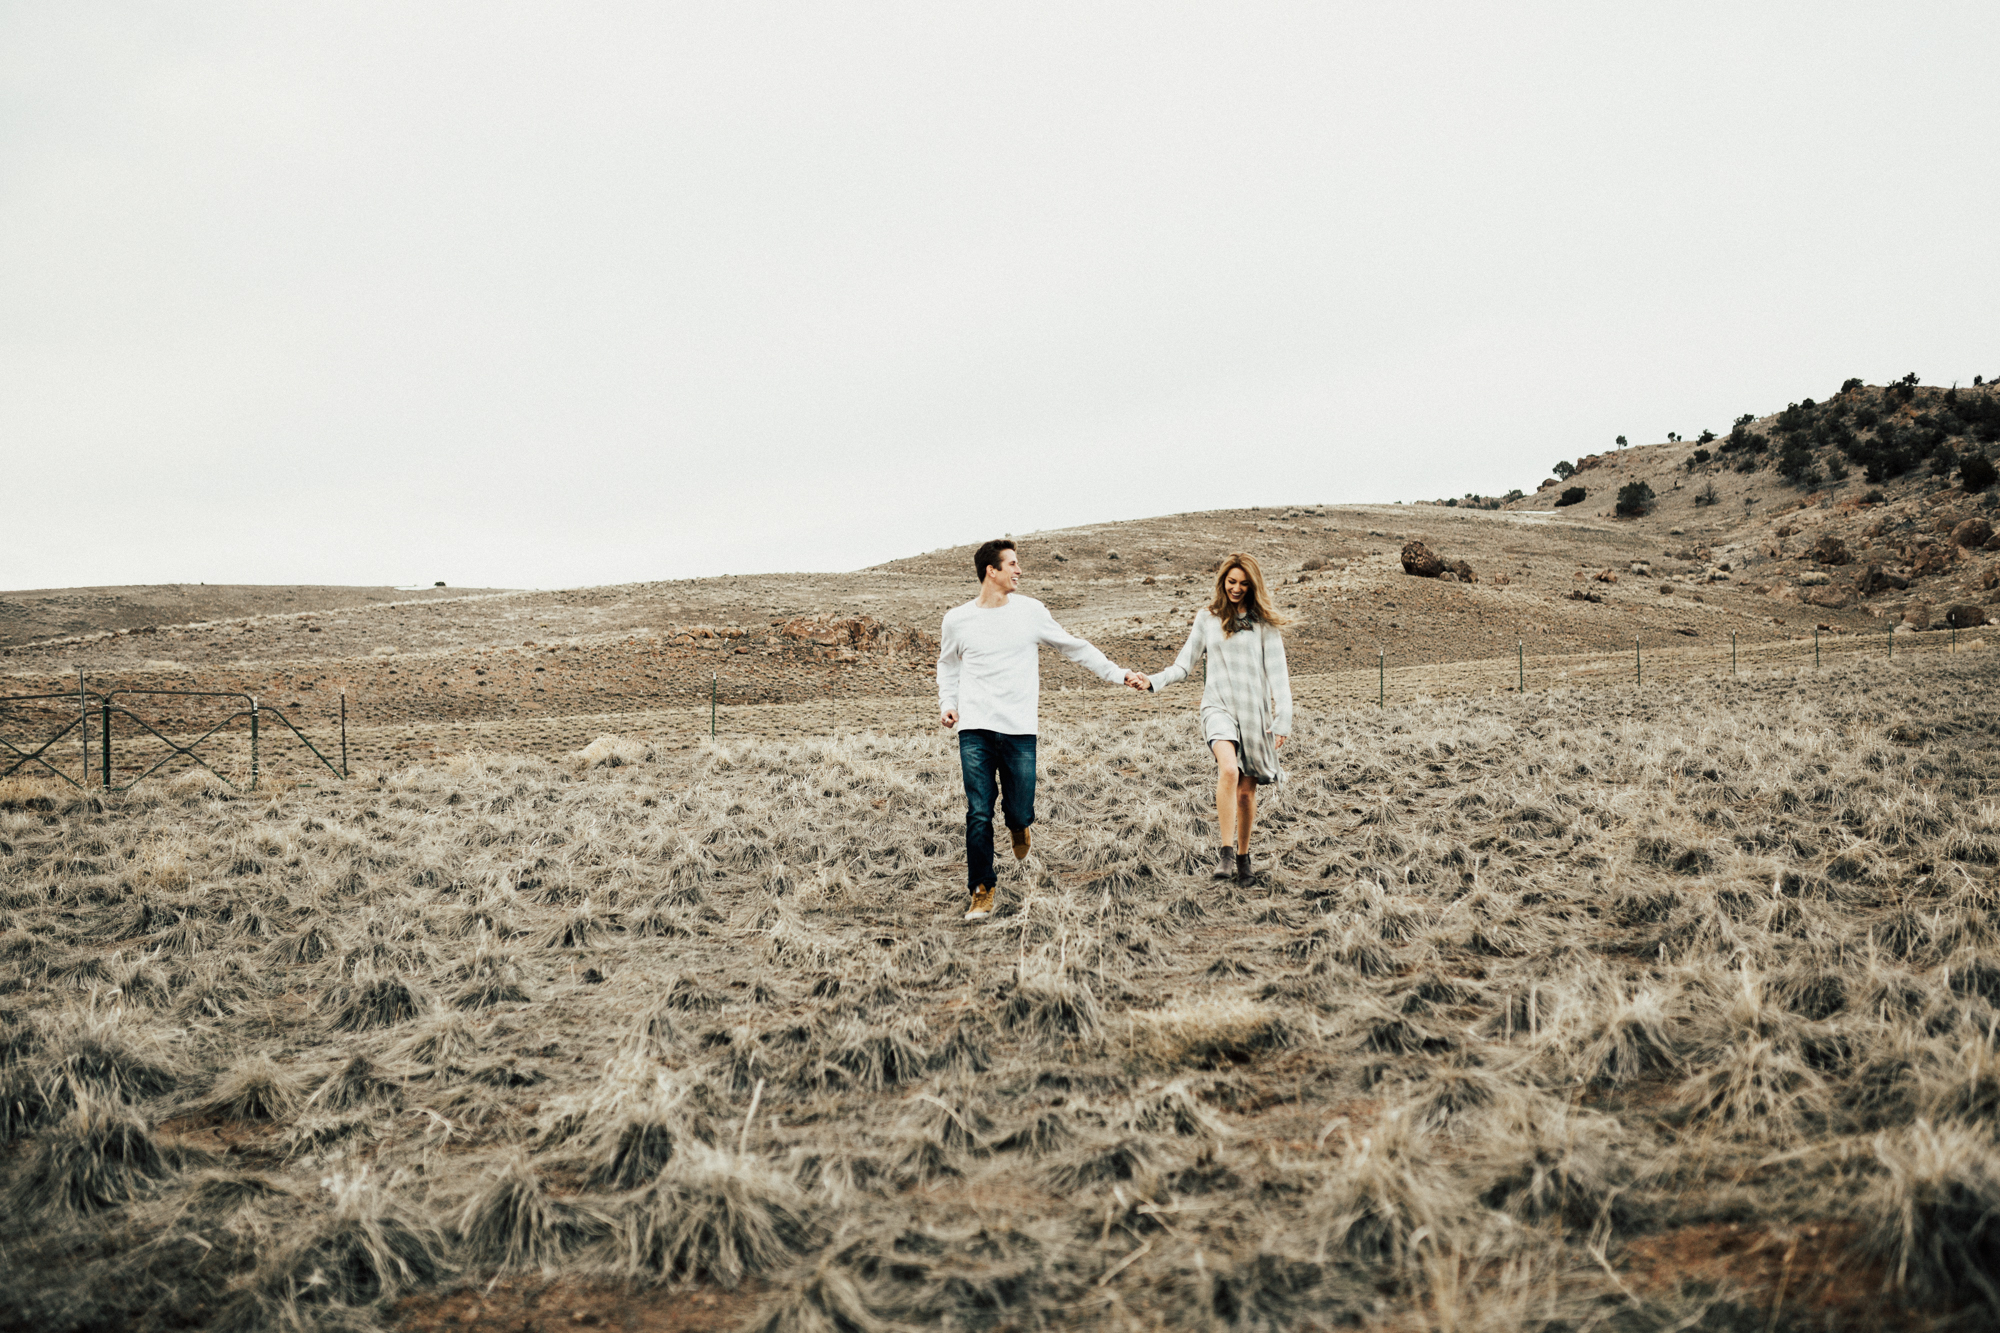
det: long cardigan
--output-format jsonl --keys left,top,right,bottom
{"left": 1148, "top": 608, "right": 1292, "bottom": 783}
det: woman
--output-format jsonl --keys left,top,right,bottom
{"left": 1145, "top": 553, "right": 1292, "bottom": 885}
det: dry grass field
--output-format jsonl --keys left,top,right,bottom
{"left": 7, "top": 647, "right": 2000, "bottom": 1332}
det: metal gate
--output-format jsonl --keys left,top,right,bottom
{"left": 0, "top": 684, "right": 347, "bottom": 790}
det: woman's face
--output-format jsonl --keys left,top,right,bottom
{"left": 1224, "top": 568, "right": 1249, "bottom": 603}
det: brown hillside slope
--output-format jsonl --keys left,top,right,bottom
{"left": 6, "top": 378, "right": 1998, "bottom": 773}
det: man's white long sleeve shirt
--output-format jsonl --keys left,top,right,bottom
{"left": 936, "top": 595, "right": 1125, "bottom": 736}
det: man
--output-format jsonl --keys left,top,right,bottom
{"left": 937, "top": 539, "right": 1148, "bottom": 921}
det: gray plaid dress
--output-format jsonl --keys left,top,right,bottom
{"left": 1148, "top": 609, "right": 1293, "bottom": 784}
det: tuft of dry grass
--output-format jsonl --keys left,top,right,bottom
{"left": 1859, "top": 1118, "right": 2000, "bottom": 1310}
{"left": 6, "top": 1092, "right": 172, "bottom": 1218}
{"left": 1127, "top": 995, "right": 1300, "bottom": 1067}
{"left": 255, "top": 1168, "right": 450, "bottom": 1313}
{"left": 200, "top": 1054, "right": 304, "bottom": 1122}
{"left": 618, "top": 1143, "right": 817, "bottom": 1287}
{"left": 455, "top": 1151, "right": 609, "bottom": 1272}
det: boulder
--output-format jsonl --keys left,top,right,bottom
{"left": 1985, "top": 532, "right": 2000, "bottom": 552}
{"left": 1805, "top": 587, "right": 1852, "bottom": 609}
{"left": 1594, "top": 569, "right": 1619, "bottom": 584}
{"left": 1911, "top": 543, "right": 1956, "bottom": 576}
{"left": 1798, "top": 571, "right": 1831, "bottom": 587}
{"left": 1945, "top": 604, "right": 1988, "bottom": 629}
{"left": 1903, "top": 602, "right": 1933, "bottom": 631}
{"left": 1856, "top": 564, "right": 1910, "bottom": 595}
{"left": 1450, "top": 559, "right": 1477, "bottom": 584}
{"left": 1400, "top": 540, "right": 1446, "bottom": 578}
{"left": 1809, "top": 534, "right": 1851, "bottom": 565}
{"left": 1953, "top": 517, "right": 1993, "bottom": 548}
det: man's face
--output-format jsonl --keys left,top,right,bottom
{"left": 987, "top": 548, "right": 1022, "bottom": 593}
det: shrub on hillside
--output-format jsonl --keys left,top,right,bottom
{"left": 1555, "top": 486, "right": 1586, "bottom": 508}
{"left": 1722, "top": 421, "right": 1766, "bottom": 455}
{"left": 1694, "top": 481, "right": 1720, "bottom": 507}
{"left": 1614, "top": 481, "right": 1655, "bottom": 517}
{"left": 1685, "top": 449, "right": 1710, "bottom": 470}
{"left": 1776, "top": 436, "right": 1818, "bottom": 485}
{"left": 1552, "top": 461, "right": 1576, "bottom": 480}
{"left": 1961, "top": 454, "right": 1998, "bottom": 493}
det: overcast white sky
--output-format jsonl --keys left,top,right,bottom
{"left": 4, "top": 4, "right": 1996, "bottom": 591}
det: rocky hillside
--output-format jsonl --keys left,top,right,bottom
{"left": 1477, "top": 377, "right": 2000, "bottom": 626}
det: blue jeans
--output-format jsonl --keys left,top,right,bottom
{"left": 958, "top": 729, "right": 1037, "bottom": 891}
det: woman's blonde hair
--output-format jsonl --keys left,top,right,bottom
{"left": 1205, "top": 552, "right": 1288, "bottom": 634}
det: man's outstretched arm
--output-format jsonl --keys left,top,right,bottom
{"left": 1035, "top": 605, "right": 1144, "bottom": 689}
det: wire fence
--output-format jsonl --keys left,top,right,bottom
{"left": 3, "top": 625, "right": 1990, "bottom": 788}
{"left": 1302, "top": 622, "right": 1996, "bottom": 709}
{"left": 0, "top": 681, "right": 347, "bottom": 791}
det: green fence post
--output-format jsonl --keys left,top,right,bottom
{"left": 101, "top": 701, "right": 111, "bottom": 788}
{"left": 250, "top": 698, "right": 259, "bottom": 790}
{"left": 711, "top": 673, "right": 717, "bottom": 738}
{"left": 1815, "top": 628, "right": 1820, "bottom": 668}
{"left": 1517, "top": 640, "right": 1524, "bottom": 693}
{"left": 340, "top": 691, "right": 348, "bottom": 778}
{"left": 78, "top": 670, "right": 89, "bottom": 785}
{"left": 1635, "top": 639, "right": 1641, "bottom": 686}
{"left": 1952, "top": 625, "right": 1958, "bottom": 651}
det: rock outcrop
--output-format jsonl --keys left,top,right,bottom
{"left": 1945, "top": 604, "right": 1988, "bottom": 629}
{"left": 1856, "top": 565, "right": 1910, "bottom": 595}
{"left": 1400, "top": 541, "right": 1445, "bottom": 578}
{"left": 1952, "top": 517, "right": 1993, "bottom": 548}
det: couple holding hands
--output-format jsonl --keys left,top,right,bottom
{"left": 936, "top": 538, "right": 1292, "bottom": 921}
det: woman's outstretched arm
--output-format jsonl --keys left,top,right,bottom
{"left": 1148, "top": 612, "right": 1208, "bottom": 693}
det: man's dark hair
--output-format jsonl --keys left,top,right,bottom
{"left": 974, "top": 539, "right": 1016, "bottom": 583}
